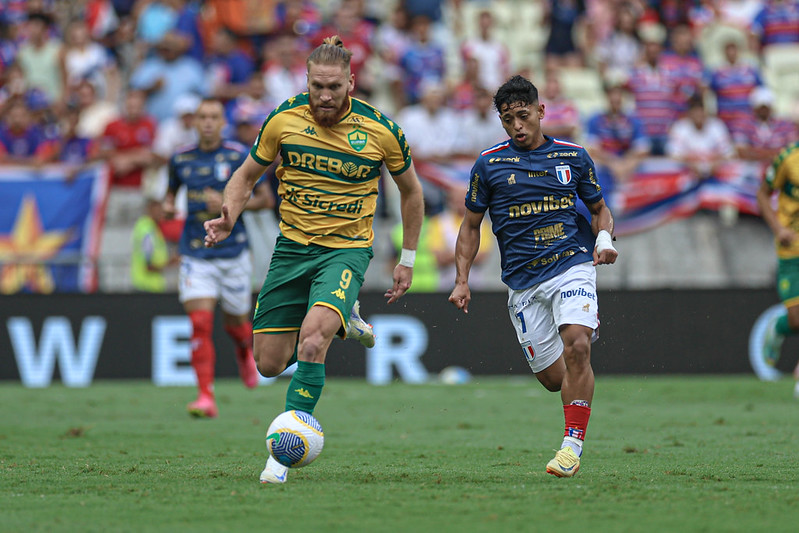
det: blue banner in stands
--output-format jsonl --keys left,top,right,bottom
{"left": 0, "top": 163, "right": 109, "bottom": 293}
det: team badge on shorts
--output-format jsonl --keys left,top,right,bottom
{"left": 521, "top": 341, "right": 536, "bottom": 363}
{"left": 555, "top": 164, "right": 572, "bottom": 184}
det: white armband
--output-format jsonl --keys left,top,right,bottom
{"left": 399, "top": 248, "right": 416, "bottom": 267}
{"left": 595, "top": 230, "right": 616, "bottom": 253}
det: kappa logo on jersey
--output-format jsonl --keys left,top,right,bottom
{"left": 555, "top": 164, "right": 572, "bottom": 184}
{"left": 303, "top": 126, "right": 318, "bottom": 136}
{"left": 348, "top": 128, "right": 368, "bottom": 152}
{"left": 507, "top": 173, "right": 516, "bottom": 184}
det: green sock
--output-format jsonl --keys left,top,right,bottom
{"left": 776, "top": 314, "right": 794, "bottom": 336}
{"left": 285, "top": 361, "right": 325, "bottom": 414}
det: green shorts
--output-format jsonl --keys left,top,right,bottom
{"left": 777, "top": 257, "right": 799, "bottom": 308}
{"left": 253, "top": 235, "right": 373, "bottom": 337}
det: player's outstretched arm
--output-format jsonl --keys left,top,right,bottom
{"left": 204, "top": 154, "right": 266, "bottom": 247}
{"left": 386, "top": 163, "right": 424, "bottom": 303}
{"left": 448, "top": 209, "right": 484, "bottom": 314}
{"left": 587, "top": 198, "right": 618, "bottom": 266}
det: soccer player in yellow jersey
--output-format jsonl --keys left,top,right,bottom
{"left": 204, "top": 36, "right": 424, "bottom": 483}
{"left": 756, "top": 141, "right": 799, "bottom": 397}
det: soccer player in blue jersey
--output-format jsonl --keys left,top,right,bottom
{"left": 204, "top": 37, "right": 424, "bottom": 484}
{"left": 449, "top": 75, "right": 618, "bottom": 477}
{"left": 165, "top": 98, "right": 274, "bottom": 418}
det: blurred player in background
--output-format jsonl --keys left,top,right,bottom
{"left": 449, "top": 75, "right": 618, "bottom": 477}
{"left": 165, "top": 98, "right": 273, "bottom": 418}
{"left": 203, "top": 36, "right": 424, "bottom": 484}
{"left": 755, "top": 141, "right": 799, "bottom": 397}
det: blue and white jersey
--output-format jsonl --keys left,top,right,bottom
{"left": 466, "top": 136, "right": 603, "bottom": 290}
{"left": 168, "top": 140, "right": 249, "bottom": 259}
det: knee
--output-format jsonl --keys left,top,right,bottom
{"left": 540, "top": 377, "right": 562, "bottom": 392}
{"left": 788, "top": 314, "right": 799, "bottom": 332}
{"left": 297, "top": 333, "right": 326, "bottom": 363}
{"left": 255, "top": 355, "right": 285, "bottom": 378}
{"left": 563, "top": 336, "right": 591, "bottom": 367}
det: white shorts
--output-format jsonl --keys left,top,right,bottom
{"left": 179, "top": 250, "right": 253, "bottom": 316}
{"left": 507, "top": 262, "right": 599, "bottom": 374}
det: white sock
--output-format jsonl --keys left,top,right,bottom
{"left": 561, "top": 436, "right": 583, "bottom": 457}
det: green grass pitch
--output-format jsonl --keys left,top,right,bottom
{"left": 2, "top": 376, "right": 799, "bottom": 532}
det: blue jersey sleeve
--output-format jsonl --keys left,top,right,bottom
{"left": 465, "top": 157, "right": 489, "bottom": 213}
{"left": 576, "top": 149, "right": 603, "bottom": 205}
{"left": 167, "top": 155, "right": 180, "bottom": 193}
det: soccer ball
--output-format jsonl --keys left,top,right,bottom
{"left": 265, "top": 410, "right": 324, "bottom": 468}
{"left": 439, "top": 365, "right": 472, "bottom": 385}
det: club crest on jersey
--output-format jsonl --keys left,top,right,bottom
{"left": 215, "top": 162, "right": 231, "bottom": 181}
{"left": 555, "top": 164, "right": 572, "bottom": 184}
{"left": 348, "top": 128, "right": 368, "bottom": 152}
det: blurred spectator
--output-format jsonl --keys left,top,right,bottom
{"left": 708, "top": 38, "right": 763, "bottom": 130}
{"left": 750, "top": 0, "right": 799, "bottom": 53}
{"left": 666, "top": 93, "right": 735, "bottom": 179}
{"left": 626, "top": 23, "right": 679, "bottom": 155}
{"left": 458, "top": 86, "right": 506, "bottom": 155}
{"left": 56, "top": 103, "right": 100, "bottom": 165}
{"left": 0, "top": 10, "right": 23, "bottom": 75}
{"left": 584, "top": 81, "right": 650, "bottom": 192}
{"left": 130, "top": 197, "right": 177, "bottom": 292}
{"left": 61, "top": 18, "right": 120, "bottom": 101}
{"left": 133, "top": 0, "right": 178, "bottom": 46}
{"left": 595, "top": 1, "right": 642, "bottom": 80}
{"left": 717, "top": 0, "right": 765, "bottom": 29}
{"left": 73, "top": 78, "right": 119, "bottom": 139}
{"left": 0, "top": 97, "right": 55, "bottom": 164}
{"left": 314, "top": 0, "right": 375, "bottom": 97}
{"left": 460, "top": 10, "right": 510, "bottom": 93}
{"left": 100, "top": 89, "right": 155, "bottom": 191}
{"left": 205, "top": 27, "right": 254, "bottom": 113}
{"left": 129, "top": 30, "right": 205, "bottom": 121}
{"left": 540, "top": 68, "right": 580, "bottom": 142}
{"left": 16, "top": 11, "right": 65, "bottom": 107}
{"left": 449, "top": 55, "right": 480, "bottom": 111}
{"left": 372, "top": 3, "right": 411, "bottom": 113}
{"left": 0, "top": 61, "right": 27, "bottom": 107}
{"left": 172, "top": 0, "right": 204, "bottom": 62}
{"left": 543, "top": 0, "right": 587, "bottom": 69}
{"left": 398, "top": 14, "right": 446, "bottom": 107}
{"left": 273, "top": 0, "right": 322, "bottom": 41}
{"left": 661, "top": 23, "right": 707, "bottom": 115}
{"left": 732, "top": 86, "right": 799, "bottom": 162}
{"left": 396, "top": 81, "right": 460, "bottom": 162}
{"left": 426, "top": 184, "right": 494, "bottom": 290}
{"left": 260, "top": 32, "right": 307, "bottom": 105}
{"left": 229, "top": 73, "right": 275, "bottom": 133}
{"left": 402, "top": 0, "right": 450, "bottom": 47}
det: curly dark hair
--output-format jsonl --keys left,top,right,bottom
{"left": 493, "top": 75, "right": 539, "bottom": 112}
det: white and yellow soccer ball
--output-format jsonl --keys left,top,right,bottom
{"left": 266, "top": 410, "right": 324, "bottom": 468}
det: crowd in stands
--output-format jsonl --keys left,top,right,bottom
{"left": 0, "top": 0, "right": 798, "bottom": 292}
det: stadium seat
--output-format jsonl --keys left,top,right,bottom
{"left": 558, "top": 67, "right": 607, "bottom": 118}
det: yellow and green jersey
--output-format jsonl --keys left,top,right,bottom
{"left": 766, "top": 141, "right": 799, "bottom": 259}
{"left": 251, "top": 93, "right": 412, "bottom": 248}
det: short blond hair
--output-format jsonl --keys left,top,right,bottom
{"left": 307, "top": 35, "right": 353, "bottom": 70}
